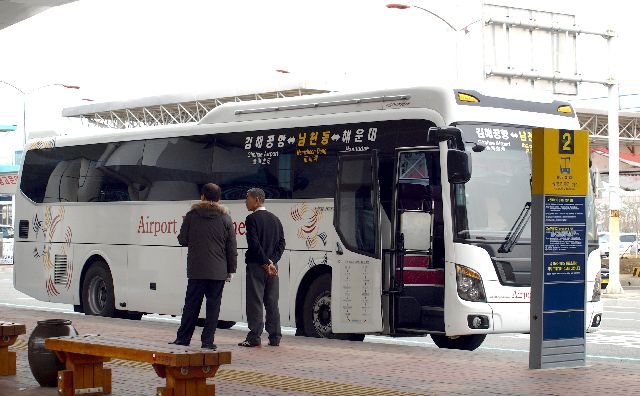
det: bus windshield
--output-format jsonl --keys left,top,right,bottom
{"left": 453, "top": 123, "right": 597, "bottom": 243}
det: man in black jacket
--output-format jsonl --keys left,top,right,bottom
{"left": 170, "top": 183, "right": 237, "bottom": 350}
{"left": 238, "top": 188, "right": 286, "bottom": 347}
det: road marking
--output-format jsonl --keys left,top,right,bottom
{"left": 597, "top": 329, "right": 640, "bottom": 335}
{"left": 0, "top": 302, "right": 75, "bottom": 313}
{"left": 602, "top": 317, "right": 640, "bottom": 322}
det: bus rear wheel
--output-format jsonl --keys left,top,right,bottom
{"left": 82, "top": 261, "right": 116, "bottom": 317}
{"left": 430, "top": 334, "right": 486, "bottom": 351}
{"left": 302, "top": 274, "right": 365, "bottom": 342}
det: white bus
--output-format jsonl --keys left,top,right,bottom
{"left": 13, "top": 86, "right": 603, "bottom": 350}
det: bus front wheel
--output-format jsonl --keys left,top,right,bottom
{"left": 82, "top": 261, "right": 116, "bottom": 317}
{"left": 301, "top": 274, "right": 365, "bottom": 341}
{"left": 430, "top": 334, "right": 486, "bottom": 351}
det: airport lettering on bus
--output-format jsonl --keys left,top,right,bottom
{"left": 137, "top": 216, "right": 179, "bottom": 236}
{"left": 137, "top": 215, "right": 247, "bottom": 237}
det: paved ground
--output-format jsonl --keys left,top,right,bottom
{"left": 1, "top": 303, "right": 640, "bottom": 396}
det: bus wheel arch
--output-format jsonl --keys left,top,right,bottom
{"left": 296, "top": 267, "right": 364, "bottom": 341}
{"left": 80, "top": 257, "right": 116, "bottom": 318}
{"left": 75, "top": 254, "right": 108, "bottom": 313}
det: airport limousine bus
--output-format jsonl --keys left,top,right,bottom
{"left": 13, "top": 86, "right": 603, "bottom": 350}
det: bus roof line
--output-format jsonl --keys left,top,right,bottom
{"left": 232, "top": 95, "right": 412, "bottom": 116}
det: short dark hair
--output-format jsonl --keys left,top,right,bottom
{"left": 201, "top": 183, "right": 221, "bottom": 202}
{"left": 247, "top": 188, "right": 265, "bottom": 203}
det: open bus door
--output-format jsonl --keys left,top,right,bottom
{"left": 332, "top": 151, "right": 383, "bottom": 334}
{"left": 387, "top": 148, "right": 446, "bottom": 335}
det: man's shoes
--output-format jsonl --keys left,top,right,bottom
{"left": 238, "top": 339, "right": 261, "bottom": 347}
{"left": 168, "top": 340, "right": 189, "bottom": 346}
{"left": 201, "top": 343, "right": 217, "bottom": 350}
{"left": 268, "top": 339, "right": 280, "bottom": 347}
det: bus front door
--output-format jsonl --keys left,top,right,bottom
{"left": 388, "top": 149, "right": 445, "bottom": 335}
{"left": 331, "top": 152, "right": 383, "bottom": 334}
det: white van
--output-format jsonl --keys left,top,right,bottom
{"left": 599, "top": 232, "right": 638, "bottom": 258}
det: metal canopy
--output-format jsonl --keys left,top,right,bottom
{"left": 0, "top": 0, "right": 78, "bottom": 31}
{"left": 63, "top": 88, "right": 331, "bottom": 129}
{"left": 577, "top": 108, "right": 640, "bottom": 147}
{"left": 61, "top": 88, "right": 640, "bottom": 148}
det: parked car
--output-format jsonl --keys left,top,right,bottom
{"left": 0, "top": 225, "right": 13, "bottom": 239}
{"left": 600, "top": 266, "right": 609, "bottom": 290}
{"left": 598, "top": 232, "right": 638, "bottom": 258}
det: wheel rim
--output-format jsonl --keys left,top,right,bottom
{"left": 312, "top": 291, "right": 332, "bottom": 337}
{"left": 88, "top": 276, "right": 108, "bottom": 314}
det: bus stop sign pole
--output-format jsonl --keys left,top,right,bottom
{"left": 530, "top": 128, "right": 590, "bottom": 369}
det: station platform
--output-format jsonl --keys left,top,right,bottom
{"left": 0, "top": 304, "right": 638, "bottom": 396}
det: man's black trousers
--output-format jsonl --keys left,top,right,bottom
{"left": 176, "top": 279, "right": 225, "bottom": 346}
{"left": 245, "top": 263, "right": 281, "bottom": 344}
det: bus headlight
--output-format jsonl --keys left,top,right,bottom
{"left": 592, "top": 271, "right": 602, "bottom": 302}
{"left": 456, "top": 264, "right": 486, "bottom": 302}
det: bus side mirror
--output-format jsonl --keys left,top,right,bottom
{"left": 447, "top": 150, "right": 471, "bottom": 184}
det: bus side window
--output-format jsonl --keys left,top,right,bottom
{"left": 140, "top": 137, "right": 214, "bottom": 201}
{"left": 213, "top": 133, "right": 292, "bottom": 200}
{"left": 20, "top": 149, "right": 60, "bottom": 203}
{"left": 43, "top": 159, "right": 80, "bottom": 203}
{"left": 336, "top": 154, "right": 377, "bottom": 256}
{"left": 21, "top": 147, "right": 81, "bottom": 203}
{"left": 88, "top": 141, "right": 145, "bottom": 202}
{"left": 293, "top": 154, "right": 337, "bottom": 199}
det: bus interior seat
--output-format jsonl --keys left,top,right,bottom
{"left": 43, "top": 160, "right": 80, "bottom": 203}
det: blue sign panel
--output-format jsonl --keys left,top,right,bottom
{"left": 544, "top": 196, "right": 586, "bottom": 224}
{"left": 543, "top": 282, "right": 585, "bottom": 311}
{"left": 544, "top": 225, "right": 586, "bottom": 253}
{"left": 543, "top": 310, "right": 585, "bottom": 340}
{"left": 544, "top": 254, "right": 585, "bottom": 282}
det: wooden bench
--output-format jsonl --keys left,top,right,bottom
{"left": 45, "top": 335, "right": 231, "bottom": 396}
{"left": 0, "top": 321, "right": 26, "bottom": 376}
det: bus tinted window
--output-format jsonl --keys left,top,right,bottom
{"left": 78, "top": 141, "right": 145, "bottom": 202}
{"left": 336, "top": 154, "right": 376, "bottom": 255}
{"left": 293, "top": 154, "right": 337, "bottom": 199}
{"left": 141, "top": 137, "right": 214, "bottom": 201}
{"left": 213, "top": 133, "right": 293, "bottom": 200}
{"left": 21, "top": 148, "right": 72, "bottom": 203}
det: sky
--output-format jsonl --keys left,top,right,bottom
{"left": 0, "top": 0, "right": 638, "bottom": 163}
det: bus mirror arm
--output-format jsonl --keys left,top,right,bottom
{"left": 427, "top": 127, "right": 465, "bottom": 150}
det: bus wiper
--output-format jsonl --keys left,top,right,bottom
{"left": 498, "top": 202, "right": 531, "bottom": 253}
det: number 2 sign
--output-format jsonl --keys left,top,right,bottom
{"left": 559, "top": 130, "right": 574, "bottom": 154}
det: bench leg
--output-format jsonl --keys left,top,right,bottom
{"left": 56, "top": 352, "right": 111, "bottom": 395}
{"left": 0, "top": 347, "right": 17, "bottom": 376}
{"left": 0, "top": 336, "right": 19, "bottom": 376}
{"left": 155, "top": 365, "right": 218, "bottom": 396}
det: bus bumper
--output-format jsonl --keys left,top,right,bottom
{"left": 489, "top": 300, "right": 604, "bottom": 334}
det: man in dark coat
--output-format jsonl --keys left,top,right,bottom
{"left": 238, "top": 188, "right": 286, "bottom": 347}
{"left": 170, "top": 183, "right": 237, "bottom": 350}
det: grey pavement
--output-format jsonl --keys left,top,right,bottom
{"left": 1, "top": 303, "right": 640, "bottom": 396}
